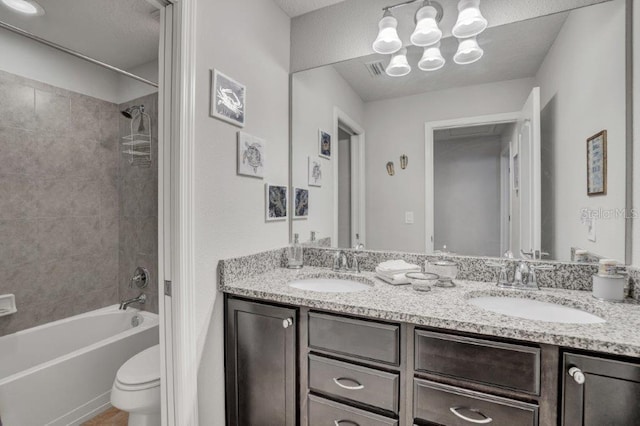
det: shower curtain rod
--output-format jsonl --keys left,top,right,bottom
{"left": 0, "top": 20, "right": 159, "bottom": 88}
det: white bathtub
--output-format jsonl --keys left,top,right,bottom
{"left": 0, "top": 305, "right": 159, "bottom": 426}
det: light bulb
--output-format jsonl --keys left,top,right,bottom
{"left": 410, "top": 4, "right": 442, "bottom": 47}
{"left": 386, "top": 47, "right": 411, "bottom": 77}
{"left": 418, "top": 42, "right": 445, "bottom": 71}
{"left": 452, "top": 0, "right": 487, "bottom": 39}
{"left": 454, "top": 37, "right": 483, "bottom": 65}
{"left": 373, "top": 10, "right": 402, "bottom": 55}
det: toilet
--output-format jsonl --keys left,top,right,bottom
{"left": 111, "top": 344, "right": 161, "bottom": 426}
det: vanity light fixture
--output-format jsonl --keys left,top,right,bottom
{"left": 1, "top": 0, "right": 44, "bottom": 15}
{"left": 453, "top": 36, "right": 484, "bottom": 64}
{"left": 452, "top": 0, "right": 488, "bottom": 39}
{"left": 410, "top": 1, "right": 443, "bottom": 47}
{"left": 418, "top": 42, "right": 445, "bottom": 71}
{"left": 373, "top": 10, "right": 403, "bottom": 54}
{"left": 386, "top": 47, "right": 411, "bottom": 77}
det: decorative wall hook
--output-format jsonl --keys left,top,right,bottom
{"left": 386, "top": 161, "right": 395, "bottom": 176}
{"left": 400, "top": 154, "right": 408, "bottom": 169}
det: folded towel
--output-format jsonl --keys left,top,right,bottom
{"left": 375, "top": 267, "right": 421, "bottom": 278}
{"left": 376, "top": 259, "right": 421, "bottom": 272}
{"left": 375, "top": 273, "right": 411, "bottom": 286}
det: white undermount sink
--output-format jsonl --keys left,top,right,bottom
{"left": 468, "top": 296, "right": 606, "bottom": 324}
{"left": 288, "top": 277, "right": 372, "bottom": 293}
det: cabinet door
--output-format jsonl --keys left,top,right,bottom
{"left": 225, "top": 298, "right": 297, "bottom": 426}
{"left": 562, "top": 353, "right": 640, "bottom": 426}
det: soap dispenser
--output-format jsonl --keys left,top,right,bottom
{"left": 287, "top": 233, "right": 303, "bottom": 269}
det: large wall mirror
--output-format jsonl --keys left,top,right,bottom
{"left": 290, "top": 0, "right": 631, "bottom": 263}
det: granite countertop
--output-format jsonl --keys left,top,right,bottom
{"left": 220, "top": 266, "right": 640, "bottom": 358}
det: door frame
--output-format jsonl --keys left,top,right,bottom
{"left": 424, "top": 112, "right": 520, "bottom": 253}
{"left": 156, "top": 0, "right": 199, "bottom": 425}
{"left": 333, "top": 107, "right": 366, "bottom": 247}
{"left": 500, "top": 144, "right": 512, "bottom": 255}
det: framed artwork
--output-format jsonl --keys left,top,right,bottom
{"left": 293, "top": 188, "right": 309, "bottom": 219}
{"left": 265, "top": 184, "right": 287, "bottom": 221}
{"left": 319, "top": 129, "right": 331, "bottom": 159}
{"left": 211, "top": 69, "right": 246, "bottom": 127}
{"left": 587, "top": 130, "right": 607, "bottom": 196}
{"left": 308, "top": 156, "right": 322, "bottom": 187}
{"left": 237, "top": 132, "right": 265, "bottom": 178}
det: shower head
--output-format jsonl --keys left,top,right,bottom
{"left": 121, "top": 105, "right": 145, "bottom": 119}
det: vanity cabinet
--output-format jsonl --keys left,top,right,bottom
{"left": 562, "top": 353, "right": 640, "bottom": 426}
{"left": 225, "top": 298, "right": 297, "bottom": 426}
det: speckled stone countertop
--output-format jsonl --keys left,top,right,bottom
{"left": 220, "top": 266, "right": 640, "bottom": 358}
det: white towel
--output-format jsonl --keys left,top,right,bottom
{"left": 376, "top": 259, "right": 421, "bottom": 272}
{"left": 375, "top": 267, "right": 421, "bottom": 279}
{"left": 375, "top": 273, "right": 411, "bottom": 285}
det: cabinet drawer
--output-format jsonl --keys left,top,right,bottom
{"left": 414, "top": 330, "right": 540, "bottom": 394}
{"left": 309, "top": 395, "right": 399, "bottom": 426}
{"left": 414, "top": 379, "right": 539, "bottom": 426}
{"left": 309, "top": 312, "right": 400, "bottom": 365}
{"left": 309, "top": 354, "right": 400, "bottom": 413}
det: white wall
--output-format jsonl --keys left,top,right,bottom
{"left": 291, "top": 66, "right": 365, "bottom": 244}
{"left": 364, "top": 78, "right": 535, "bottom": 252}
{"left": 434, "top": 136, "right": 502, "bottom": 256}
{"left": 338, "top": 131, "right": 351, "bottom": 247}
{"left": 0, "top": 27, "right": 154, "bottom": 104}
{"left": 536, "top": 0, "right": 626, "bottom": 262}
{"left": 193, "top": 0, "right": 291, "bottom": 424}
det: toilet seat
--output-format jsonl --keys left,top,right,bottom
{"left": 115, "top": 344, "right": 160, "bottom": 389}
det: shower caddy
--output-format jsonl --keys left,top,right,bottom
{"left": 121, "top": 108, "right": 152, "bottom": 166}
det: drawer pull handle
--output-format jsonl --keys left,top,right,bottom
{"left": 450, "top": 407, "right": 493, "bottom": 424}
{"left": 332, "top": 377, "right": 364, "bottom": 390}
{"left": 282, "top": 318, "right": 293, "bottom": 329}
{"left": 334, "top": 421, "right": 359, "bottom": 426}
{"left": 568, "top": 366, "right": 585, "bottom": 384}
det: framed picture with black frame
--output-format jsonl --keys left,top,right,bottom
{"left": 587, "top": 130, "right": 607, "bottom": 196}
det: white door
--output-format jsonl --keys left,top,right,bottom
{"left": 517, "top": 87, "right": 542, "bottom": 257}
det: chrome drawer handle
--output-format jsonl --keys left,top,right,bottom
{"left": 450, "top": 407, "right": 493, "bottom": 424}
{"left": 334, "top": 421, "right": 359, "bottom": 426}
{"left": 332, "top": 377, "right": 364, "bottom": 390}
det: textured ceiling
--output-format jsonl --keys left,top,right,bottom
{"left": 0, "top": 0, "right": 159, "bottom": 71}
{"left": 273, "top": 0, "right": 348, "bottom": 17}
{"left": 332, "top": 11, "right": 568, "bottom": 102}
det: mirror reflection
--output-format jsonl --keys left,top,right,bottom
{"left": 291, "top": 0, "right": 627, "bottom": 263}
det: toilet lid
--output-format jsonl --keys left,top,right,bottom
{"left": 117, "top": 344, "right": 160, "bottom": 386}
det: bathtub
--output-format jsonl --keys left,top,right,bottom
{"left": 0, "top": 305, "right": 159, "bottom": 426}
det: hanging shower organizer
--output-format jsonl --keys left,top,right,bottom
{"left": 121, "top": 110, "right": 152, "bottom": 166}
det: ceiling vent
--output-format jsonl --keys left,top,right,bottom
{"left": 364, "top": 61, "right": 386, "bottom": 78}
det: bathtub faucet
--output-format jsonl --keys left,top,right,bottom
{"left": 119, "top": 293, "right": 147, "bottom": 310}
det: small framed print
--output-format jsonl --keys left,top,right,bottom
{"left": 308, "top": 156, "right": 322, "bottom": 187}
{"left": 587, "top": 130, "right": 607, "bottom": 196}
{"left": 265, "top": 184, "right": 287, "bottom": 222}
{"left": 237, "top": 132, "right": 265, "bottom": 178}
{"left": 293, "top": 188, "right": 309, "bottom": 219}
{"left": 319, "top": 129, "right": 331, "bottom": 159}
{"left": 211, "top": 69, "right": 246, "bottom": 127}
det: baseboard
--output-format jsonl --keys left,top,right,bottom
{"left": 45, "top": 391, "right": 112, "bottom": 426}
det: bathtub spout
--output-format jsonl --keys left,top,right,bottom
{"left": 119, "top": 293, "right": 147, "bottom": 310}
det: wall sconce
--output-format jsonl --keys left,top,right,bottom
{"left": 386, "top": 161, "right": 395, "bottom": 176}
{"left": 400, "top": 154, "right": 408, "bottom": 169}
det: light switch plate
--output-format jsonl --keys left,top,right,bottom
{"left": 405, "top": 211, "right": 414, "bottom": 224}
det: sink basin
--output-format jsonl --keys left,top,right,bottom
{"left": 288, "top": 278, "right": 372, "bottom": 293}
{"left": 468, "top": 296, "right": 606, "bottom": 324}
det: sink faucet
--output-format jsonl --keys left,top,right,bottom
{"left": 119, "top": 293, "right": 147, "bottom": 310}
{"left": 332, "top": 250, "right": 364, "bottom": 274}
{"left": 487, "top": 257, "right": 553, "bottom": 291}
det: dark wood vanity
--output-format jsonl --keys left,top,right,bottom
{"left": 225, "top": 296, "right": 640, "bottom": 426}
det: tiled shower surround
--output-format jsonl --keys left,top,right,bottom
{"left": 0, "top": 70, "right": 158, "bottom": 335}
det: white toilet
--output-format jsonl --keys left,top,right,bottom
{"left": 111, "top": 344, "right": 161, "bottom": 426}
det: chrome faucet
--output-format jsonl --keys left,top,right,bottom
{"left": 332, "top": 250, "right": 364, "bottom": 274}
{"left": 487, "top": 253, "right": 554, "bottom": 291}
{"left": 119, "top": 293, "right": 147, "bottom": 310}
